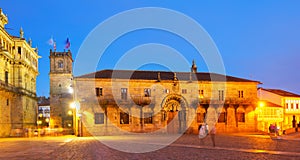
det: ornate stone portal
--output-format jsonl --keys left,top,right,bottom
{"left": 161, "top": 94, "right": 188, "bottom": 134}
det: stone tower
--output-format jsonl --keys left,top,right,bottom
{"left": 49, "top": 49, "right": 74, "bottom": 130}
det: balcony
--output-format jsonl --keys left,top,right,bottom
{"left": 97, "top": 95, "right": 117, "bottom": 105}
{"left": 199, "top": 97, "right": 256, "bottom": 105}
{"left": 0, "top": 79, "right": 15, "bottom": 92}
{"left": 0, "top": 47, "right": 13, "bottom": 60}
{"left": 95, "top": 94, "right": 152, "bottom": 108}
{"left": 0, "top": 79, "right": 36, "bottom": 98}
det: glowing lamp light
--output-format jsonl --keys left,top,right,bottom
{"left": 68, "top": 87, "right": 74, "bottom": 94}
{"left": 70, "top": 102, "right": 76, "bottom": 109}
{"left": 37, "top": 120, "right": 42, "bottom": 125}
{"left": 68, "top": 110, "right": 73, "bottom": 115}
{"left": 259, "top": 101, "right": 265, "bottom": 107}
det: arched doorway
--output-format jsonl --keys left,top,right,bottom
{"left": 161, "top": 94, "right": 188, "bottom": 134}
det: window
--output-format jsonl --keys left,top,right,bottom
{"left": 199, "top": 90, "right": 204, "bottom": 95}
{"left": 291, "top": 103, "right": 294, "bottom": 110}
{"left": 197, "top": 113, "right": 206, "bottom": 123}
{"left": 6, "top": 99, "right": 9, "bottom": 106}
{"left": 144, "top": 113, "right": 153, "bottom": 124}
{"left": 58, "top": 61, "right": 64, "bottom": 68}
{"left": 238, "top": 91, "right": 244, "bottom": 98}
{"left": 296, "top": 104, "right": 299, "bottom": 109}
{"left": 18, "top": 47, "right": 21, "bottom": 54}
{"left": 218, "top": 90, "right": 224, "bottom": 101}
{"left": 237, "top": 112, "right": 245, "bottom": 122}
{"left": 218, "top": 112, "right": 226, "bottom": 123}
{"left": 286, "top": 103, "right": 289, "bottom": 109}
{"left": 121, "top": 88, "right": 127, "bottom": 100}
{"left": 38, "top": 108, "right": 43, "bottom": 114}
{"left": 95, "top": 88, "right": 103, "bottom": 96}
{"left": 44, "top": 108, "right": 50, "bottom": 114}
{"left": 199, "top": 90, "right": 204, "bottom": 98}
{"left": 95, "top": 113, "right": 104, "bottom": 124}
{"left": 5, "top": 71, "right": 8, "bottom": 84}
{"left": 182, "top": 89, "right": 187, "bottom": 94}
{"left": 120, "top": 112, "right": 129, "bottom": 124}
{"left": 144, "top": 88, "right": 151, "bottom": 97}
{"left": 165, "top": 89, "right": 169, "bottom": 94}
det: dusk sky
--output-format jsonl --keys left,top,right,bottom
{"left": 1, "top": 1, "right": 300, "bottom": 97}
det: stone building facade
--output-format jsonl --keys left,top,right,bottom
{"left": 74, "top": 69, "right": 260, "bottom": 136}
{"left": 0, "top": 9, "right": 39, "bottom": 137}
{"left": 49, "top": 50, "right": 260, "bottom": 136}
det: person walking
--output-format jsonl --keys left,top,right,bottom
{"left": 198, "top": 123, "right": 209, "bottom": 144}
{"left": 210, "top": 125, "right": 216, "bottom": 147}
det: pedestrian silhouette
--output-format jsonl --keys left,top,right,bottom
{"left": 210, "top": 125, "right": 216, "bottom": 147}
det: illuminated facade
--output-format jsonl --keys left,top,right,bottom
{"left": 258, "top": 88, "right": 300, "bottom": 132}
{"left": 255, "top": 100, "right": 283, "bottom": 132}
{"left": 0, "top": 9, "right": 39, "bottom": 137}
{"left": 58, "top": 59, "right": 260, "bottom": 136}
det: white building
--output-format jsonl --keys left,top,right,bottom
{"left": 258, "top": 88, "right": 300, "bottom": 131}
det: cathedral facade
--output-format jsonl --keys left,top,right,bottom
{"left": 49, "top": 50, "right": 260, "bottom": 136}
{"left": 0, "top": 9, "right": 39, "bottom": 137}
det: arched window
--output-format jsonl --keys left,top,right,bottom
{"left": 58, "top": 61, "right": 63, "bottom": 68}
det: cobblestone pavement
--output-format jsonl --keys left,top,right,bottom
{"left": 1, "top": 133, "right": 300, "bottom": 160}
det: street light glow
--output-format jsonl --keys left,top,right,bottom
{"left": 70, "top": 102, "right": 76, "bottom": 109}
{"left": 259, "top": 101, "right": 265, "bottom": 107}
{"left": 68, "top": 110, "right": 73, "bottom": 115}
{"left": 68, "top": 87, "right": 74, "bottom": 94}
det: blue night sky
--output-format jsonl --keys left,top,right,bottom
{"left": 1, "top": 1, "right": 300, "bottom": 97}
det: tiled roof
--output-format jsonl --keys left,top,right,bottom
{"left": 76, "top": 69, "right": 260, "bottom": 83}
{"left": 261, "top": 88, "right": 300, "bottom": 97}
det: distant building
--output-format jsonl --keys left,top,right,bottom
{"left": 258, "top": 88, "right": 300, "bottom": 132}
{"left": 37, "top": 97, "right": 50, "bottom": 127}
{"left": 49, "top": 50, "right": 261, "bottom": 136}
{"left": 255, "top": 99, "right": 283, "bottom": 133}
{"left": 0, "top": 9, "right": 39, "bottom": 137}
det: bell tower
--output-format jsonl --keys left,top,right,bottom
{"left": 49, "top": 49, "right": 74, "bottom": 130}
